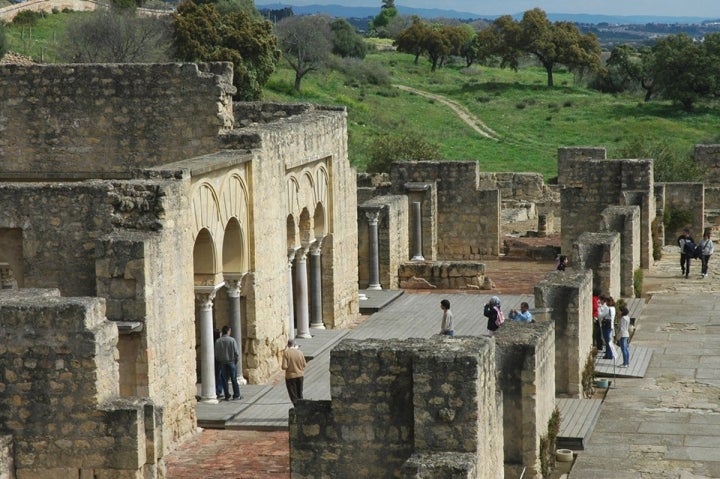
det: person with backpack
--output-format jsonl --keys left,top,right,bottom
{"left": 677, "top": 228, "right": 695, "bottom": 279}
{"left": 484, "top": 296, "right": 504, "bottom": 337}
{"left": 698, "top": 231, "right": 715, "bottom": 279}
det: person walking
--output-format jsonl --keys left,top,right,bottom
{"left": 484, "top": 296, "right": 504, "bottom": 337}
{"left": 282, "top": 339, "right": 307, "bottom": 406}
{"left": 618, "top": 305, "right": 631, "bottom": 368}
{"left": 214, "top": 325, "right": 241, "bottom": 401}
{"left": 439, "top": 299, "right": 455, "bottom": 336}
{"left": 677, "top": 228, "right": 695, "bottom": 279}
{"left": 699, "top": 231, "right": 714, "bottom": 278}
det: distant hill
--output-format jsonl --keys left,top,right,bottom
{"left": 255, "top": 3, "right": 718, "bottom": 25}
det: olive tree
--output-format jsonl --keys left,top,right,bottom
{"left": 275, "top": 15, "right": 332, "bottom": 92}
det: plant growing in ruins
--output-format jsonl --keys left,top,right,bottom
{"left": 663, "top": 207, "right": 693, "bottom": 239}
{"left": 651, "top": 216, "right": 663, "bottom": 261}
{"left": 539, "top": 406, "right": 561, "bottom": 477}
{"left": 366, "top": 132, "right": 441, "bottom": 173}
{"left": 633, "top": 268, "right": 644, "bottom": 298}
{"left": 581, "top": 352, "right": 595, "bottom": 399}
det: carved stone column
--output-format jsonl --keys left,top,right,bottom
{"left": 309, "top": 241, "right": 325, "bottom": 329}
{"left": 365, "top": 209, "right": 382, "bottom": 291}
{"left": 411, "top": 201, "right": 425, "bottom": 261}
{"left": 225, "top": 275, "right": 247, "bottom": 385}
{"left": 195, "top": 287, "right": 218, "bottom": 404}
{"left": 287, "top": 250, "right": 296, "bottom": 340}
{"left": 294, "top": 248, "right": 312, "bottom": 338}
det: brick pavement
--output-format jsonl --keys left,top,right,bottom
{"left": 165, "top": 429, "right": 289, "bottom": 479}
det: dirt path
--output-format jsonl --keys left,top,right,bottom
{"left": 393, "top": 84, "right": 501, "bottom": 141}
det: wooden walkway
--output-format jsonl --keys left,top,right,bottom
{"left": 594, "top": 345, "right": 652, "bottom": 378}
{"left": 556, "top": 398, "right": 604, "bottom": 450}
{"left": 196, "top": 292, "right": 647, "bottom": 433}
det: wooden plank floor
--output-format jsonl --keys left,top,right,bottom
{"left": 556, "top": 398, "right": 603, "bottom": 450}
{"left": 594, "top": 345, "right": 652, "bottom": 378}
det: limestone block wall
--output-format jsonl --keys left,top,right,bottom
{"left": 0, "top": 0, "right": 98, "bottom": 21}
{"left": 0, "top": 435, "right": 14, "bottom": 479}
{"left": 573, "top": 232, "right": 621, "bottom": 299}
{"left": 0, "top": 291, "right": 157, "bottom": 479}
{"left": 559, "top": 150, "right": 654, "bottom": 269}
{"left": 390, "top": 161, "right": 501, "bottom": 258}
{"left": 704, "top": 186, "right": 720, "bottom": 230}
{"left": 226, "top": 107, "right": 358, "bottom": 380}
{"left": 557, "top": 147, "right": 607, "bottom": 185}
{"left": 358, "top": 196, "right": 409, "bottom": 289}
{"left": 495, "top": 321, "right": 556, "bottom": 478}
{"left": 535, "top": 269, "right": 593, "bottom": 397}
{"left": 601, "top": 206, "right": 641, "bottom": 298}
{"left": 290, "top": 337, "right": 502, "bottom": 479}
{"left": 660, "top": 183, "right": 705, "bottom": 243}
{"left": 0, "top": 63, "right": 234, "bottom": 179}
{"left": 695, "top": 144, "right": 720, "bottom": 185}
{"left": 398, "top": 261, "right": 486, "bottom": 289}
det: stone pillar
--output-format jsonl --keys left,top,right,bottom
{"left": 411, "top": 201, "right": 424, "bottom": 261}
{"left": 309, "top": 242, "right": 325, "bottom": 330}
{"left": 195, "top": 287, "right": 218, "bottom": 404}
{"left": 287, "top": 251, "right": 296, "bottom": 340}
{"left": 294, "top": 248, "right": 312, "bottom": 338}
{"left": 365, "top": 210, "right": 382, "bottom": 290}
{"left": 225, "top": 275, "right": 247, "bottom": 385}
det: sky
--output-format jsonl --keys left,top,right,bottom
{"left": 255, "top": 1, "right": 720, "bottom": 18}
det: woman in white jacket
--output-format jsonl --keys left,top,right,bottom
{"left": 699, "top": 231, "right": 715, "bottom": 278}
{"left": 600, "top": 296, "right": 616, "bottom": 360}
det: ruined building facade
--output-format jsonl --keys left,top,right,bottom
{"left": 0, "top": 62, "right": 358, "bottom": 478}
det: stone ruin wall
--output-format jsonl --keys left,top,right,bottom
{"left": 358, "top": 196, "right": 409, "bottom": 289}
{"left": 495, "top": 320, "right": 556, "bottom": 478}
{"left": 660, "top": 183, "right": 705, "bottom": 243}
{"left": 558, "top": 149, "right": 654, "bottom": 269}
{"left": 601, "top": 206, "right": 642, "bottom": 298}
{"left": 390, "top": 161, "right": 501, "bottom": 258}
{"left": 574, "top": 232, "right": 622, "bottom": 300}
{"left": 0, "top": 291, "right": 160, "bottom": 479}
{"left": 0, "top": 435, "right": 12, "bottom": 479}
{"left": 535, "top": 269, "right": 593, "bottom": 398}
{"left": 0, "top": 63, "right": 234, "bottom": 180}
{"left": 0, "top": 177, "right": 197, "bottom": 465}
{"left": 290, "top": 337, "right": 503, "bottom": 479}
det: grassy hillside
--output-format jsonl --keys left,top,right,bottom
{"left": 266, "top": 48, "right": 720, "bottom": 179}
{"left": 5, "top": 13, "right": 720, "bottom": 179}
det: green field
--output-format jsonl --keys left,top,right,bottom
{"left": 6, "top": 13, "right": 720, "bottom": 179}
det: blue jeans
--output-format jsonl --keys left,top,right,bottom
{"left": 619, "top": 337, "right": 630, "bottom": 366}
{"left": 602, "top": 327, "right": 614, "bottom": 359}
{"left": 442, "top": 330, "right": 455, "bottom": 337}
{"left": 702, "top": 254, "right": 711, "bottom": 275}
{"left": 215, "top": 361, "right": 225, "bottom": 396}
{"left": 221, "top": 362, "right": 240, "bottom": 399}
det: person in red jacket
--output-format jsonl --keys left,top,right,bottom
{"left": 592, "top": 288, "right": 603, "bottom": 351}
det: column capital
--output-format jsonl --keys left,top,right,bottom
{"left": 194, "top": 285, "right": 219, "bottom": 307}
{"left": 294, "top": 247, "right": 309, "bottom": 262}
{"left": 310, "top": 237, "right": 325, "bottom": 255}
{"left": 224, "top": 273, "right": 247, "bottom": 298}
{"left": 364, "top": 209, "right": 382, "bottom": 224}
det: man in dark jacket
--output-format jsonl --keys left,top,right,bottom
{"left": 214, "top": 325, "right": 241, "bottom": 400}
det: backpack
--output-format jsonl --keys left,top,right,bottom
{"left": 494, "top": 306, "right": 505, "bottom": 327}
{"left": 683, "top": 240, "right": 696, "bottom": 257}
{"left": 694, "top": 242, "right": 704, "bottom": 259}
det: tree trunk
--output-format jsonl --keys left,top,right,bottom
{"left": 545, "top": 65, "right": 554, "bottom": 87}
{"left": 294, "top": 73, "right": 302, "bottom": 92}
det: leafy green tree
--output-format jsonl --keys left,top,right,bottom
{"left": 172, "top": 0, "right": 279, "bottom": 100}
{"left": 371, "top": 0, "right": 397, "bottom": 35}
{"left": 605, "top": 45, "right": 655, "bottom": 100}
{"left": 366, "top": 133, "right": 441, "bottom": 173}
{"left": 394, "top": 17, "right": 430, "bottom": 64}
{"left": 493, "top": 8, "right": 601, "bottom": 87}
{"left": 61, "top": 9, "right": 172, "bottom": 62}
{"left": 330, "top": 18, "right": 367, "bottom": 59}
{"left": 275, "top": 15, "right": 332, "bottom": 92}
{"left": 650, "top": 33, "right": 717, "bottom": 112}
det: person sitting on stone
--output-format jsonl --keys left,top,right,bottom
{"left": 509, "top": 302, "right": 534, "bottom": 323}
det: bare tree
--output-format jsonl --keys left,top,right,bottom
{"left": 275, "top": 15, "right": 332, "bottom": 91}
{"left": 61, "top": 9, "right": 172, "bottom": 63}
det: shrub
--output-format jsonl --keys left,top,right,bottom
{"left": 334, "top": 57, "right": 390, "bottom": 87}
{"left": 633, "top": 268, "right": 644, "bottom": 298}
{"left": 366, "top": 133, "right": 441, "bottom": 173}
{"left": 13, "top": 10, "right": 44, "bottom": 26}
{"left": 663, "top": 207, "right": 693, "bottom": 238}
{"left": 539, "top": 407, "right": 561, "bottom": 477}
{"left": 581, "top": 352, "right": 596, "bottom": 398}
{"left": 618, "top": 136, "right": 701, "bottom": 182}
